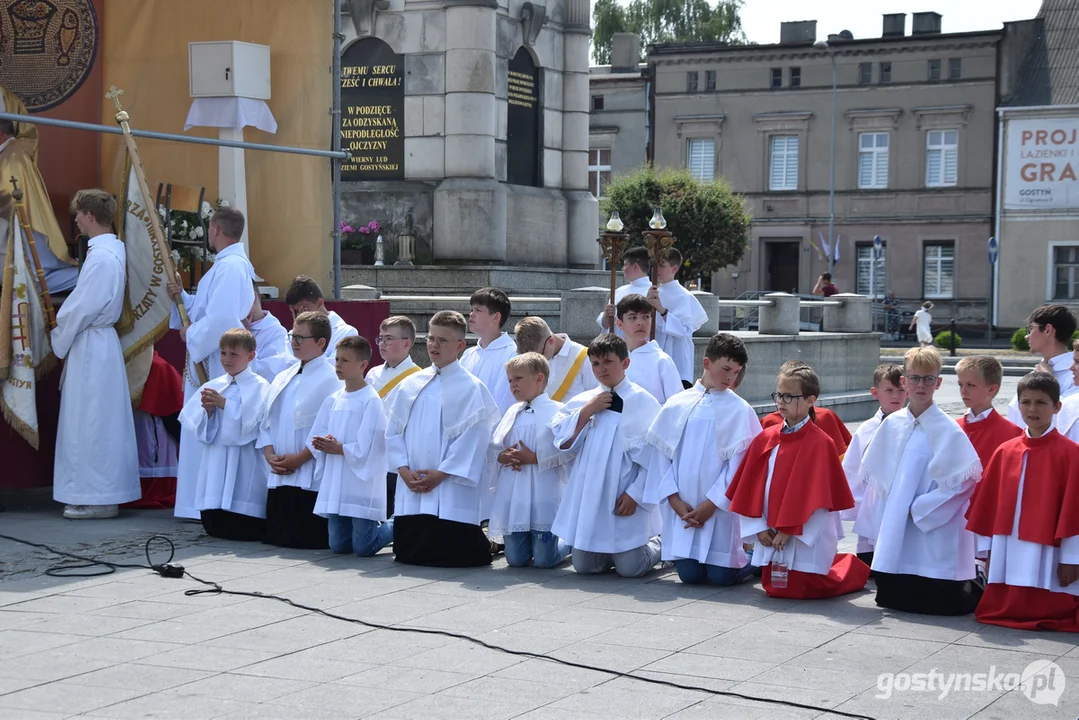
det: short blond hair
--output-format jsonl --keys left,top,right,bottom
{"left": 955, "top": 355, "right": 1003, "bottom": 387}
{"left": 514, "top": 316, "right": 551, "bottom": 354}
{"left": 506, "top": 352, "right": 549, "bottom": 387}
{"left": 70, "top": 189, "right": 116, "bottom": 227}
{"left": 429, "top": 310, "right": 467, "bottom": 338}
{"left": 904, "top": 346, "right": 942, "bottom": 374}
{"left": 380, "top": 315, "right": 416, "bottom": 343}
{"left": 220, "top": 327, "right": 256, "bottom": 353}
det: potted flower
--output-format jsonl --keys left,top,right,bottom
{"left": 340, "top": 219, "right": 381, "bottom": 265}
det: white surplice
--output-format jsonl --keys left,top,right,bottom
{"left": 385, "top": 361, "right": 500, "bottom": 525}
{"left": 460, "top": 332, "right": 517, "bottom": 414}
{"left": 178, "top": 368, "right": 269, "bottom": 518}
{"left": 248, "top": 312, "right": 292, "bottom": 382}
{"left": 257, "top": 355, "right": 344, "bottom": 491}
{"left": 366, "top": 356, "right": 419, "bottom": 408}
{"left": 854, "top": 405, "right": 981, "bottom": 580}
{"left": 170, "top": 242, "right": 255, "bottom": 518}
{"left": 289, "top": 310, "right": 357, "bottom": 362}
{"left": 551, "top": 378, "right": 661, "bottom": 554}
{"left": 486, "top": 394, "right": 574, "bottom": 538}
{"left": 309, "top": 385, "right": 388, "bottom": 521}
{"left": 1056, "top": 393, "right": 1079, "bottom": 442}
{"left": 52, "top": 233, "right": 140, "bottom": 505}
{"left": 627, "top": 340, "right": 683, "bottom": 404}
{"left": 655, "top": 280, "right": 707, "bottom": 382}
{"left": 841, "top": 408, "right": 885, "bottom": 552}
{"left": 1007, "top": 351, "right": 1079, "bottom": 428}
{"left": 645, "top": 384, "right": 762, "bottom": 566}
{"left": 547, "top": 335, "right": 598, "bottom": 402}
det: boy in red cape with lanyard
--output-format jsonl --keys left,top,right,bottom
{"left": 727, "top": 361, "right": 870, "bottom": 598}
{"left": 966, "top": 372, "right": 1079, "bottom": 631}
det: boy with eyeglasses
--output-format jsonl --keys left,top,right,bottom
{"left": 258, "top": 312, "right": 344, "bottom": 548}
{"left": 856, "top": 346, "right": 985, "bottom": 615}
{"left": 1007, "top": 305, "right": 1079, "bottom": 428}
{"left": 366, "top": 315, "right": 421, "bottom": 518}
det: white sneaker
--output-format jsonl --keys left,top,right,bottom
{"left": 63, "top": 504, "right": 119, "bottom": 520}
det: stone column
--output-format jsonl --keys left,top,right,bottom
{"left": 562, "top": 0, "right": 599, "bottom": 267}
{"left": 823, "top": 293, "right": 873, "bottom": 332}
{"left": 758, "top": 292, "right": 801, "bottom": 335}
{"left": 434, "top": 0, "right": 507, "bottom": 262}
{"left": 692, "top": 291, "right": 720, "bottom": 336}
{"left": 561, "top": 286, "right": 609, "bottom": 343}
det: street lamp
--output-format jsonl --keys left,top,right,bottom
{"left": 814, "top": 38, "right": 837, "bottom": 274}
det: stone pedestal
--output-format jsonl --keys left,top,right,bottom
{"left": 692, "top": 291, "right": 720, "bottom": 336}
{"left": 433, "top": 179, "right": 507, "bottom": 261}
{"left": 823, "top": 294, "right": 873, "bottom": 332}
{"left": 758, "top": 292, "right": 800, "bottom": 335}
{"left": 561, "top": 286, "right": 609, "bottom": 342}
{"left": 342, "top": 284, "right": 381, "bottom": 300}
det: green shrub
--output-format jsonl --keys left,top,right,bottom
{"left": 1011, "top": 327, "right": 1029, "bottom": 351}
{"left": 934, "top": 330, "right": 962, "bottom": 350}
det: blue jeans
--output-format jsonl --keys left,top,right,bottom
{"left": 327, "top": 515, "right": 394, "bottom": 556}
{"left": 503, "top": 531, "right": 570, "bottom": 568}
{"left": 673, "top": 558, "right": 755, "bottom": 586}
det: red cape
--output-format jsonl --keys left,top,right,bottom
{"left": 966, "top": 430, "right": 1079, "bottom": 546}
{"left": 958, "top": 410, "right": 1022, "bottom": 470}
{"left": 138, "top": 351, "right": 184, "bottom": 417}
{"left": 726, "top": 422, "right": 855, "bottom": 535}
{"left": 762, "top": 408, "right": 851, "bottom": 455}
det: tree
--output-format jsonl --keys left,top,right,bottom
{"left": 601, "top": 165, "right": 751, "bottom": 282}
{"left": 592, "top": 0, "right": 746, "bottom": 66}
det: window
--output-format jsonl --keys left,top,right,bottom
{"left": 1053, "top": 246, "right": 1079, "bottom": 300}
{"left": 948, "top": 58, "right": 962, "bottom": 80}
{"left": 858, "top": 62, "right": 872, "bottom": 84}
{"left": 789, "top": 67, "right": 801, "bottom": 88}
{"left": 923, "top": 243, "right": 955, "bottom": 299}
{"left": 926, "top": 129, "right": 959, "bottom": 187}
{"left": 705, "top": 70, "right": 716, "bottom": 91}
{"left": 856, "top": 243, "right": 887, "bottom": 298}
{"left": 591, "top": 95, "right": 604, "bottom": 111}
{"left": 858, "top": 132, "right": 890, "bottom": 189}
{"left": 928, "top": 59, "right": 941, "bottom": 82}
{"left": 769, "top": 135, "right": 799, "bottom": 191}
{"left": 588, "top": 148, "right": 612, "bottom": 198}
{"left": 879, "top": 62, "right": 891, "bottom": 83}
{"left": 770, "top": 67, "right": 782, "bottom": 88}
{"left": 687, "top": 71, "right": 698, "bottom": 92}
{"left": 687, "top": 138, "right": 715, "bottom": 181}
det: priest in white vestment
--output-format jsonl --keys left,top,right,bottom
{"left": 462, "top": 287, "right": 517, "bottom": 414}
{"left": 284, "top": 275, "right": 358, "bottom": 361}
{"left": 167, "top": 207, "right": 255, "bottom": 519}
{"left": 52, "top": 190, "right": 140, "bottom": 519}
{"left": 513, "top": 316, "right": 598, "bottom": 403}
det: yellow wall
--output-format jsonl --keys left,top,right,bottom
{"left": 101, "top": 0, "right": 332, "bottom": 291}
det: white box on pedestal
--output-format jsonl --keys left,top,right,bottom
{"left": 188, "top": 41, "right": 271, "bottom": 99}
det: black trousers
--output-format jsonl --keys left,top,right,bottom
{"left": 262, "top": 486, "right": 329, "bottom": 549}
{"left": 386, "top": 472, "right": 397, "bottom": 518}
{"left": 857, "top": 551, "right": 876, "bottom": 578}
{"left": 201, "top": 509, "right": 265, "bottom": 542}
{"left": 874, "top": 571, "right": 985, "bottom": 616}
{"left": 393, "top": 514, "right": 492, "bottom": 568}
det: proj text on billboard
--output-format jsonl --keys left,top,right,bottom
{"left": 1005, "top": 116, "right": 1079, "bottom": 210}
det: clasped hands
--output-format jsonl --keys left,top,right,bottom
{"left": 497, "top": 441, "right": 537, "bottom": 472}
{"left": 200, "top": 387, "right": 225, "bottom": 415}
{"left": 311, "top": 434, "right": 344, "bottom": 455}
{"left": 668, "top": 494, "right": 719, "bottom": 530}
{"left": 263, "top": 446, "right": 305, "bottom": 476}
{"left": 398, "top": 467, "right": 448, "bottom": 494}
{"left": 755, "top": 528, "right": 793, "bottom": 552}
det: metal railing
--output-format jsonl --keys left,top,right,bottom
{"left": 379, "top": 295, "right": 560, "bottom": 304}
{"left": 724, "top": 292, "right": 834, "bottom": 332}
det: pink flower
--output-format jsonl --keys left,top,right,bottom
{"left": 358, "top": 226, "right": 370, "bottom": 234}
{"left": 340, "top": 222, "right": 356, "bottom": 233}
{"left": 368, "top": 220, "right": 380, "bottom": 231}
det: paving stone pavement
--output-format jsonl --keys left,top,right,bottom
{"left": 3, "top": 375, "right": 1074, "bottom": 720}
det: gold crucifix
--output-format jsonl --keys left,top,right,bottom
{"left": 105, "top": 86, "right": 125, "bottom": 112}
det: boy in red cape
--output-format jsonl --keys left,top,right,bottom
{"left": 727, "top": 362, "right": 870, "bottom": 598}
{"left": 966, "top": 372, "right": 1079, "bottom": 631}
{"left": 956, "top": 356, "right": 1021, "bottom": 468}
{"left": 761, "top": 404, "right": 851, "bottom": 456}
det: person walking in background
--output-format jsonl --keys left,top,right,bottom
{"left": 911, "top": 302, "right": 934, "bottom": 348}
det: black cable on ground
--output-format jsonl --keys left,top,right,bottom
{"left": 0, "top": 532, "right": 877, "bottom": 720}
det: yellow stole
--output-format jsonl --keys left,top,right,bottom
{"left": 377, "top": 365, "right": 422, "bottom": 398}
{"left": 551, "top": 348, "right": 589, "bottom": 402}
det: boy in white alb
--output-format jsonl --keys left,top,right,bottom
{"left": 244, "top": 290, "right": 292, "bottom": 382}
{"left": 309, "top": 336, "right": 393, "bottom": 556}
{"left": 461, "top": 287, "right": 517, "bottom": 414}
{"left": 285, "top": 275, "right": 358, "bottom": 361}
{"left": 645, "top": 333, "right": 761, "bottom": 585}
{"left": 1058, "top": 342, "right": 1079, "bottom": 442}
{"left": 597, "top": 246, "right": 652, "bottom": 335}
{"left": 259, "top": 312, "right": 344, "bottom": 548}
{"left": 1007, "top": 305, "right": 1079, "bottom": 428}
{"left": 179, "top": 329, "right": 269, "bottom": 540}
{"left": 551, "top": 334, "right": 662, "bottom": 578}
{"left": 856, "top": 347, "right": 985, "bottom": 615}
{"left": 617, "top": 294, "right": 682, "bottom": 404}
{"left": 366, "top": 315, "right": 422, "bottom": 518}
{"left": 514, "top": 316, "right": 598, "bottom": 403}
{"left": 649, "top": 248, "right": 708, "bottom": 383}
{"left": 487, "top": 353, "right": 574, "bottom": 568}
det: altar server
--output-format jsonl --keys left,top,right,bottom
{"left": 1007, "top": 305, "right": 1078, "bottom": 428}
{"left": 259, "top": 312, "right": 343, "bottom": 548}
{"left": 597, "top": 247, "right": 652, "bottom": 334}
{"left": 646, "top": 333, "right": 761, "bottom": 586}
{"left": 386, "top": 310, "right": 500, "bottom": 567}
{"left": 52, "top": 189, "right": 140, "bottom": 518}
{"left": 244, "top": 290, "right": 291, "bottom": 382}
{"left": 1058, "top": 342, "right": 1079, "bottom": 442}
{"left": 617, "top": 294, "right": 682, "bottom": 404}
{"left": 167, "top": 207, "right": 255, "bottom": 519}
{"left": 514, "top": 316, "right": 597, "bottom": 402}
{"left": 956, "top": 356, "right": 1021, "bottom": 468}
{"left": 551, "top": 333, "right": 662, "bottom": 578}
{"left": 285, "top": 275, "right": 358, "bottom": 361}
{"left": 650, "top": 248, "right": 708, "bottom": 382}
{"left": 855, "top": 346, "right": 984, "bottom": 615}
{"left": 461, "top": 287, "right": 517, "bottom": 414}
{"left": 179, "top": 328, "right": 268, "bottom": 540}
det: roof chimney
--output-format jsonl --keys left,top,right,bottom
{"left": 610, "top": 33, "right": 640, "bottom": 72}
{"left": 882, "top": 13, "right": 906, "bottom": 37}
{"left": 780, "top": 20, "right": 817, "bottom": 45}
{"left": 912, "top": 12, "right": 942, "bottom": 35}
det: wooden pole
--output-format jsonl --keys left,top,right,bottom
{"left": 642, "top": 230, "right": 674, "bottom": 341}
{"left": 106, "top": 86, "right": 207, "bottom": 385}
{"left": 10, "top": 179, "right": 56, "bottom": 330}
{"left": 597, "top": 233, "right": 628, "bottom": 333}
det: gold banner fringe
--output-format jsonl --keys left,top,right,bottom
{"left": 1, "top": 393, "right": 38, "bottom": 450}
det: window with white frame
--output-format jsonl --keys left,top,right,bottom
{"left": 769, "top": 135, "right": 798, "bottom": 191}
{"left": 588, "top": 148, "right": 612, "bottom": 198}
{"left": 1053, "top": 245, "right": 1079, "bottom": 300}
{"left": 926, "top": 129, "right": 958, "bottom": 187}
{"left": 858, "top": 132, "right": 889, "bottom": 189}
{"left": 923, "top": 242, "right": 955, "bottom": 299}
{"left": 856, "top": 243, "right": 886, "bottom": 297}
{"left": 686, "top": 138, "right": 715, "bottom": 182}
